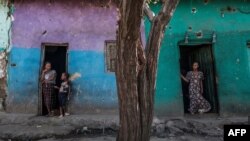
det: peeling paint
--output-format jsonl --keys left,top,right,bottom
{"left": 0, "top": 1, "right": 11, "bottom": 79}
{"left": 0, "top": 52, "right": 7, "bottom": 78}
{"left": 0, "top": 1, "right": 12, "bottom": 51}
{"left": 0, "top": 51, "right": 7, "bottom": 111}
{"left": 0, "top": 1, "right": 12, "bottom": 111}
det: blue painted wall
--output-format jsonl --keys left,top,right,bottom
{"left": 68, "top": 50, "right": 118, "bottom": 113}
{"left": 8, "top": 47, "right": 118, "bottom": 113}
{"left": 8, "top": 47, "right": 40, "bottom": 112}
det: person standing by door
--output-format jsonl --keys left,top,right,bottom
{"left": 54, "top": 72, "right": 70, "bottom": 118}
{"left": 41, "top": 62, "right": 57, "bottom": 116}
{"left": 181, "top": 62, "right": 211, "bottom": 114}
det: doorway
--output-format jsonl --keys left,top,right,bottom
{"left": 179, "top": 44, "right": 219, "bottom": 114}
{"left": 38, "top": 43, "right": 68, "bottom": 115}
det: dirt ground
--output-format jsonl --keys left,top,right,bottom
{"left": 0, "top": 112, "right": 248, "bottom": 141}
{"left": 36, "top": 136, "right": 221, "bottom": 141}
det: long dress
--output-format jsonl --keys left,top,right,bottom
{"left": 186, "top": 71, "right": 211, "bottom": 114}
{"left": 42, "top": 70, "right": 57, "bottom": 111}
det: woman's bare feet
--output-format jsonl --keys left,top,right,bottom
{"left": 198, "top": 109, "right": 205, "bottom": 114}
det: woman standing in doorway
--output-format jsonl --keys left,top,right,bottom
{"left": 41, "top": 62, "right": 57, "bottom": 116}
{"left": 181, "top": 62, "right": 211, "bottom": 114}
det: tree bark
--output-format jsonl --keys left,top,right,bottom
{"left": 116, "top": 0, "right": 179, "bottom": 141}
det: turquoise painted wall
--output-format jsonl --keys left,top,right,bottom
{"left": 145, "top": 0, "right": 250, "bottom": 116}
{"left": 0, "top": 1, "right": 11, "bottom": 51}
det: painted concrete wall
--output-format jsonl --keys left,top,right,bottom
{"left": 0, "top": 1, "right": 11, "bottom": 52}
{"left": 6, "top": 0, "right": 250, "bottom": 116}
{"left": 0, "top": 1, "right": 11, "bottom": 100}
{"left": 145, "top": 0, "right": 250, "bottom": 116}
{"left": 8, "top": 0, "right": 118, "bottom": 113}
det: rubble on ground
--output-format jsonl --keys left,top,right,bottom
{"left": 0, "top": 112, "right": 248, "bottom": 141}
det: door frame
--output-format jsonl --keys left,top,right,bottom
{"left": 178, "top": 43, "right": 220, "bottom": 114}
{"left": 38, "top": 43, "right": 69, "bottom": 115}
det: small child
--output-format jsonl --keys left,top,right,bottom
{"left": 55, "top": 72, "right": 70, "bottom": 118}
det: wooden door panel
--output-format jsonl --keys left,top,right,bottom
{"left": 180, "top": 44, "right": 218, "bottom": 113}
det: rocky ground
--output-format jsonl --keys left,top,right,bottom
{"left": 0, "top": 112, "right": 248, "bottom": 141}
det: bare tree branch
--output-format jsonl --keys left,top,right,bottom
{"left": 146, "top": 0, "right": 179, "bottom": 53}
{"left": 144, "top": 0, "right": 179, "bottom": 87}
{"left": 143, "top": 3, "right": 155, "bottom": 22}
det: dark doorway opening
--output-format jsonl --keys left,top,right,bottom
{"left": 38, "top": 43, "right": 68, "bottom": 116}
{"left": 179, "top": 44, "right": 219, "bottom": 114}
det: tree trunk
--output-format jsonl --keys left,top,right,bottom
{"left": 116, "top": 1, "right": 179, "bottom": 141}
